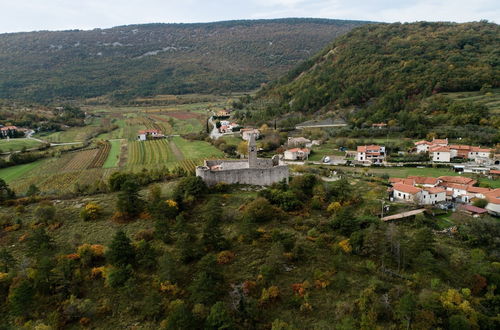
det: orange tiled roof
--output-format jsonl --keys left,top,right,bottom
{"left": 357, "top": 145, "right": 382, "bottom": 152}
{"left": 484, "top": 189, "right": 500, "bottom": 205}
{"left": 407, "top": 176, "right": 440, "bottom": 185}
{"left": 424, "top": 187, "right": 446, "bottom": 194}
{"left": 430, "top": 146, "right": 450, "bottom": 152}
{"left": 438, "top": 176, "right": 476, "bottom": 185}
{"left": 393, "top": 183, "right": 421, "bottom": 194}
{"left": 287, "top": 148, "right": 310, "bottom": 153}
{"left": 415, "top": 140, "right": 431, "bottom": 145}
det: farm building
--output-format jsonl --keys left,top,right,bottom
{"left": 284, "top": 148, "right": 310, "bottom": 161}
{"left": 137, "top": 129, "right": 164, "bottom": 141}
{"left": 196, "top": 133, "right": 289, "bottom": 186}
{"left": 241, "top": 128, "right": 260, "bottom": 141}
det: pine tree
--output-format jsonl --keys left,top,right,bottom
{"left": 205, "top": 302, "right": 234, "bottom": 330}
{"left": 106, "top": 230, "right": 135, "bottom": 267}
{"left": 116, "top": 180, "right": 143, "bottom": 218}
{"left": 0, "top": 248, "right": 15, "bottom": 272}
{"left": 8, "top": 279, "right": 34, "bottom": 317}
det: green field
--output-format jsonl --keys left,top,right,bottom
{"left": 0, "top": 138, "right": 44, "bottom": 152}
{"left": 103, "top": 139, "right": 122, "bottom": 168}
{"left": 172, "top": 136, "right": 224, "bottom": 159}
{"left": 0, "top": 160, "right": 45, "bottom": 183}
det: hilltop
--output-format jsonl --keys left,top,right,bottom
{"left": 0, "top": 18, "right": 370, "bottom": 103}
{"left": 245, "top": 21, "right": 499, "bottom": 136}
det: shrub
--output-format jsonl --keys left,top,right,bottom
{"left": 243, "top": 197, "right": 285, "bottom": 223}
{"left": 80, "top": 203, "right": 101, "bottom": 221}
{"left": 338, "top": 239, "right": 352, "bottom": 253}
{"left": 216, "top": 251, "right": 236, "bottom": 265}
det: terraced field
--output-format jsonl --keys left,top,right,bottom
{"left": 440, "top": 88, "right": 500, "bottom": 114}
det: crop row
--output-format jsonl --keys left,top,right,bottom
{"left": 88, "top": 142, "right": 111, "bottom": 168}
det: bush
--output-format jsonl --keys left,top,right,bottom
{"left": 80, "top": 203, "right": 101, "bottom": 221}
{"left": 243, "top": 197, "right": 286, "bottom": 223}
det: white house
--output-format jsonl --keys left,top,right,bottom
{"left": 241, "top": 128, "right": 260, "bottom": 141}
{"left": 137, "top": 129, "right": 163, "bottom": 141}
{"left": 415, "top": 140, "right": 431, "bottom": 153}
{"left": 287, "top": 137, "right": 311, "bottom": 147}
{"left": 484, "top": 189, "right": 500, "bottom": 215}
{"left": 356, "top": 145, "right": 386, "bottom": 164}
{"left": 392, "top": 183, "right": 421, "bottom": 203}
{"left": 418, "top": 187, "right": 446, "bottom": 205}
{"left": 468, "top": 147, "right": 493, "bottom": 160}
{"left": 430, "top": 146, "right": 451, "bottom": 162}
{"left": 284, "top": 148, "right": 310, "bottom": 161}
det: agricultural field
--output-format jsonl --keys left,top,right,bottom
{"left": 0, "top": 138, "right": 44, "bottom": 152}
{"left": 103, "top": 140, "right": 122, "bottom": 168}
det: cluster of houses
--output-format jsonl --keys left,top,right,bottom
{"left": 389, "top": 175, "right": 500, "bottom": 216}
{"left": 219, "top": 120, "right": 240, "bottom": 134}
{"left": 137, "top": 129, "right": 165, "bottom": 141}
{"left": 415, "top": 138, "right": 494, "bottom": 163}
{"left": 282, "top": 137, "right": 322, "bottom": 160}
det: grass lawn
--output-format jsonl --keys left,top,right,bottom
{"left": 172, "top": 136, "right": 224, "bottom": 159}
{"left": 309, "top": 142, "right": 345, "bottom": 161}
{"left": 0, "top": 138, "right": 43, "bottom": 152}
{"left": 103, "top": 140, "right": 122, "bottom": 168}
{"left": 0, "top": 160, "right": 44, "bottom": 183}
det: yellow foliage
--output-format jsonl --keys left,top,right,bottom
{"left": 327, "top": 202, "right": 341, "bottom": 213}
{"left": 338, "top": 239, "right": 352, "bottom": 253}
{"left": 216, "top": 250, "right": 236, "bottom": 265}
{"left": 260, "top": 286, "right": 280, "bottom": 304}
{"left": 160, "top": 281, "right": 182, "bottom": 296}
{"left": 91, "top": 267, "right": 106, "bottom": 279}
{"left": 91, "top": 244, "right": 105, "bottom": 256}
{"left": 165, "top": 199, "right": 178, "bottom": 208}
{"left": 0, "top": 272, "right": 9, "bottom": 281}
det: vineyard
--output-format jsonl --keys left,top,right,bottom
{"left": 127, "top": 139, "right": 176, "bottom": 166}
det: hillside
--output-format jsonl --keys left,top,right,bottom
{"left": 248, "top": 21, "right": 500, "bottom": 133}
{"left": 0, "top": 18, "right": 370, "bottom": 103}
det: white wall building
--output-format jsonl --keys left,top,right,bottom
{"left": 431, "top": 146, "right": 451, "bottom": 162}
{"left": 356, "top": 145, "right": 386, "bottom": 164}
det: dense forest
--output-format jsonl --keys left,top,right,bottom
{"left": 0, "top": 18, "right": 369, "bottom": 103}
{"left": 245, "top": 22, "right": 499, "bottom": 136}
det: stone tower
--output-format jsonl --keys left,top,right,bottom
{"left": 248, "top": 133, "right": 257, "bottom": 168}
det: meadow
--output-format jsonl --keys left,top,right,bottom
{"left": 0, "top": 138, "right": 44, "bottom": 152}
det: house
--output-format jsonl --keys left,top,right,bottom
{"left": 219, "top": 122, "right": 240, "bottom": 133}
{"left": 484, "top": 189, "right": 500, "bottom": 215}
{"left": 468, "top": 147, "right": 493, "bottom": 160}
{"left": 356, "top": 145, "right": 386, "bottom": 164}
{"left": 438, "top": 176, "right": 477, "bottom": 186}
{"left": 432, "top": 138, "right": 448, "bottom": 146}
{"left": 407, "top": 176, "right": 441, "bottom": 187}
{"left": 371, "top": 123, "right": 387, "bottom": 129}
{"left": 287, "top": 137, "right": 311, "bottom": 147}
{"left": 0, "top": 126, "right": 19, "bottom": 138}
{"left": 392, "top": 183, "right": 421, "bottom": 203}
{"left": 305, "top": 140, "right": 321, "bottom": 148}
{"left": 241, "top": 128, "right": 260, "bottom": 141}
{"left": 490, "top": 169, "right": 500, "bottom": 178}
{"left": 137, "top": 129, "right": 163, "bottom": 141}
{"left": 430, "top": 146, "right": 451, "bottom": 162}
{"left": 419, "top": 187, "right": 447, "bottom": 205}
{"left": 284, "top": 148, "right": 310, "bottom": 161}
{"left": 216, "top": 110, "right": 230, "bottom": 117}
{"left": 459, "top": 204, "right": 489, "bottom": 217}
{"left": 415, "top": 140, "right": 432, "bottom": 153}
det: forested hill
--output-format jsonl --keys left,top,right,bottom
{"left": 0, "top": 18, "right": 370, "bottom": 103}
{"left": 249, "top": 21, "right": 499, "bottom": 130}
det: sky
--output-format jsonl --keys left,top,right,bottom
{"left": 0, "top": 0, "right": 498, "bottom": 33}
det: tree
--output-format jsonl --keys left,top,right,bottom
{"left": 116, "top": 180, "right": 143, "bottom": 218}
{"left": 449, "top": 314, "right": 471, "bottom": 330}
{"left": 8, "top": 279, "right": 34, "bottom": 317}
{"left": 163, "top": 300, "right": 196, "bottom": 330}
{"left": 136, "top": 240, "right": 157, "bottom": 271}
{"left": 201, "top": 200, "right": 229, "bottom": 252}
{"left": 472, "top": 199, "right": 488, "bottom": 209}
{"left": 237, "top": 141, "right": 248, "bottom": 156}
{"left": 243, "top": 197, "right": 284, "bottom": 223}
{"left": 205, "top": 302, "right": 234, "bottom": 330}
{"left": 106, "top": 264, "right": 133, "bottom": 288}
{"left": 0, "top": 248, "right": 15, "bottom": 272}
{"left": 158, "top": 251, "right": 180, "bottom": 283}
{"left": 396, "top": 293, "right": 417, "bottom": 329}
{"left": 26, "top": 228, "right": 54, "bottom": 257}
{"left": 25, "top": 184, "right": 40, "bottom": 197}
{"left": 173, "top": 176, "right": 207, "bottom": 204}
{"left": 106, "top": 231, "right": 135, "bottom": 267}
{"left": 188, "top": 254, "right": 223, "bottom": 305}
{"left": 0, "top": 178, "right": 15, "bottom": 203}
{"left": 34, "top": 203, "right": 56, "bottom": 224}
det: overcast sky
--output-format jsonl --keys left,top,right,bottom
{"left": 0, "top": 0, "right": 498, "bottom": 33}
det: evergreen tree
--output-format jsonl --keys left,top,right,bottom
{"left": 106, "top": 231, "right": 135, "bottom": 267}
{"left": 0, "top": 178, "right": 15, "bottom": 203}
{"left": 205, "top": 302, "right": 234, "bottom": 330}
{"left": 158, "top": 251, "right": 180, "bottom": 283}
{"left": 136, "top": 240, "right": 157, "bottom": 271}
{"left": 164, "top": 300, "right": 196, "bottom": 330}
{"left": 26, "top": 228, "right": 54, "bottom": 257}
{"left": 116, "top": 180, "right": 143, "bottom": 218}
{"left": 8, "top": 279, "right": 34, "bottom": 317}
{"left": 0, "top": 248, "right": 15, "bottom": 272}
{"left": 201, "top": 200, "right": 228, "bottom": 252}
{"left": 25, "top": 184, "right": 40, "bottom": 197}
{"left": 188, "top": 254, "right": 223, "bottom": 305}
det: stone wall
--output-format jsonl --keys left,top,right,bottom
{"left": 196, "top": 165, "right": 289, "bottom": 186}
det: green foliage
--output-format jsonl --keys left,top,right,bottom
{"left": 116, "top": 179, "right": 144, "bottom": 218}
{"left": 472, "top": 199, "right": 488, "bottom": 209}
{"left": 26, "top": 228, "right": 55, "bottom": 257}
{"left": 34, "top": 203, "right": 56, "bottom": 224}
{"left": 106, "top": 231, "right": 135, "bottom": 267}
{"left": 188, "top": 254, "right": 223, "bottom": 305}
{"left": 205, "top": 302, "right": 234, "bottom": 330}
{"left": 25, "top": 184, "right": 40, "bottom": 197}
{"left": 0, "top": 248, "right": 15, "bottom": 273}
{"left": 173, "top": 176, "right": 207, "bottom": 204}
{"left": 243, "top": 197, "right": 285, "bottom": 223}
{"left": 8, "top": 279, "right": 34, "bottom": 317}
{"left": 0, "top": 178, "right": 15, "bottom": 203}
{"left": 135, "top": 240, "right": 158, "bottom": 271}
{"left": 0, "top": 19, "right": 368, "bottom": 102}
{"left": 107, "top": 265, "right": 133, "bottom": 288}
{"left": 164, "top": 299, "right": 196, "bottom": 330}
{"left": 252, "top": 22, "right": 499, "bottom": 133}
